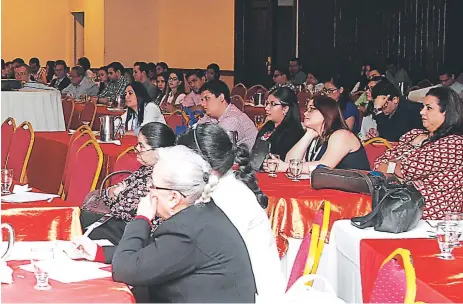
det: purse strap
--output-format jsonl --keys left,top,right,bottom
{"left": 99, "top": 170, "right": 133, "bottom": 195}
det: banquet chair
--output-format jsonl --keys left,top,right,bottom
{"left": 110, "top": 147, "right": 141, "bottom": 186}
{"left": 79, "top": 101, "right": 97, "bottom": 129}
{"left": 7, "top": 121, "right": 34, "bottom": 183}
{"left": 286, "top": 224, "right": 321, "bottom": 291}
{"left": 62, "top": 99, "right": 75, "bottom": 131}
{"left": 363, "top": 137, "right": 393, "bottom": 169}
{"left": 231, "top": 95, "right": 245, "bottom": 111}
{"left": 59, "top": 130, "right": 96, "bottom": 198}
{"left": 66, "top": 139, "right": 103, "bottom": 206}
{"left": 1, "top": 117, "right": 16, "bottom": 168}
{"left": 311, "top": 201, "right": 332, "bottom": 276}
{"left": 370, "top": 248, "right": 416, "bottom": 304}
{"left": 245, "top": 85, "right": 268, "bottom": 102}
{"left": 416, "top": 79, "right": 433, "bottom": 89}
{"left": 297, "top": 90, "right": 312, "bottom": 106}
{"left": 165, "top": 110, "right": 187, "bottom": 134}
{"left": 230, "top": 83, "right": 247, "bottom": 99}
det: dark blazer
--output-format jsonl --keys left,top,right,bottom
{"left": 50, "top": 76, "right": 71, "bottom": 92}
{"left": 256, "top": 119, "right": 305, "bottom": 160}
{"left": 112, "top": 200, "right": 257, "bottom": 303}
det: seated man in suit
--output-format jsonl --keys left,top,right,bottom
{"left": 50, "top": 60, "right": 71, "bottom": 91}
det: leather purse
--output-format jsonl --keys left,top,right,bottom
{"left": 250, "top": 139, "right": 271, "bottom": 172}
{"left": 82, "top": 170, "right": 133, "bottom": 215}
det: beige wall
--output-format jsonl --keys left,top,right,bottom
{"left": 84, "top": 0, "right": 105, "bottom": 67}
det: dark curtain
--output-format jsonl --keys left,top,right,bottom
{"left": 298, "top": 0, "right": 463, "bottom": 87}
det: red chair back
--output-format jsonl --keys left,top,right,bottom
{"left": 231, "top": 95, "right": 245, "bottom": 111}
{"left": 62, "top": 99, "right": 75, "bottom": 130}
{"left": 165, "top": 112, "right": 183, "bottom": 132}
{"left": 66, "top": 140, "right": 103, "bottom": 206}
{"left": 364, "top": 144, "right": 388, "bottom": 170}
{"left": 1, "top": 117, "right": 16, "bottom": 168}
{"left": 7, "top": 121, "right": 34, "bottom": 182}
{"left": 230, "top": 83, "right": 247, "bottom": 99}
{"left": 79, "top": 102, "right": 97, "bottom": 128}
{"left": 297, "top": 90, "right": 312, "bottom": 106}
{"left": 245, "top": 85, "right": 268, "bottom": 102}
{"left": 111, "top": 147, "right": 141, "bottom": 185}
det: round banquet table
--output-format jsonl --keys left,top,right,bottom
{"left": 3, "top": 261, "right": 135, "bottom": 303}
{"left": 257, "top": 172, "right": 372, "bottom": 257}
{"left": 1, "top": 90, "right": 66, "bottom": 131}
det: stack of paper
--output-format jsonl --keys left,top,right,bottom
{"left": 1, "top": 192, "right": 59, "bottom": 203}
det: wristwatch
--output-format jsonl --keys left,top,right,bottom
{"left": 373, "top": 108, "right": 382, "bottom": 115}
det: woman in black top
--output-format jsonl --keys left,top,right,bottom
{"left": 97, "top": 66, "right": 109, "bottom": 95}
{"left": 265, "top": 95, "right": 370, "bottom": 173}
{"left": 255, "top": 86, "right": 304, "bottom": 160}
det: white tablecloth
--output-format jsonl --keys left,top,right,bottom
{"left": 1, "top": 89, "right": 65, "bottom": 131}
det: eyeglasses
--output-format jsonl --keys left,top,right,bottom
{"left": 168, "top": 77, "right": 179, "bottom": 81}
{"left": 133, "top": 144, "right": 155, "bottom": 155}
{"left": 265, "top": 102, "right": 283, "bottom": 108}
{"left": 148, "top": 183, "right": 186, "bottom": 198}
{"left": 322, "top": 88, "right": 337, "bottom": 94}
{"left": 440, "top": 78, "right": 451, "bottom": 83}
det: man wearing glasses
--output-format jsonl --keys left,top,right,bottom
{"left": 288, "top": 58, "right": 307, "bottom": 86}
{"left": 438, "top": 69, "right": 463, "bottom": 98}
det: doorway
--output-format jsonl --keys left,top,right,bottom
{"left": 72, "top": 12, "right": 85, "bottom": 66}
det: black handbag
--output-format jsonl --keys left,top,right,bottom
{"left": 351, "top": 182, "right": 425, "bottom": 233}
{"left": 250, "top": 139, "right": 271, "bottom": 172}
{"left": 82, "top": 170, "right": 133, "bottom": 215}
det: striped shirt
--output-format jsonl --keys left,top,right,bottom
{"left": 198, "top": 104, "right": 258, "bottom": 150}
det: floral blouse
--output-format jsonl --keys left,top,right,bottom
{"left": 103, "top": 166, "right": 159, "bottom": 225}
{"left": 374, "top": 129, "right": 463, "bottom": 219}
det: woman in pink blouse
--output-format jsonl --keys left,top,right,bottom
{"left": 375, "top": 87, "right": 463, "bottom": 219}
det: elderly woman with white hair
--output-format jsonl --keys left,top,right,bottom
{"left": 111, "top": 145, "right": 257, "bottom": 303}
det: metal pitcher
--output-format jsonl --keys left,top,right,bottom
{"left": 1, "top": 223, "right": 15, "bottom": 262}
{"left": 112, "top": 95, "right": 126, "bottom": 110}
{"left": 100, "top": 116, "right": 123, "bottom": 142}
{"left": 253, "top": 92, "right": 264, "bottom": 106}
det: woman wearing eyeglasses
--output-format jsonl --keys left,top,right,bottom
{"left": 160, "top": 70, "right": 186, "bottom": 113}
{"left": 255, "top": 86, "right": 304, "bottom": 160}
{"left": 77, "top": 122, "right": 176, "bottom": 248}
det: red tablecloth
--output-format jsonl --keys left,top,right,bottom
{"left": 360, "top": 238, "right": 463, "bottom": 303}
{"left": 73, "top": 104, "right": 125, "bottom": 131}
{"left": 257, "top": 173, "right": 372, "bottom": 257}
{"left": 27, "top": 132, "right": 137, "bottom": 193}
{"left": 2, "top": 261, "right": 135, "bottom": 303}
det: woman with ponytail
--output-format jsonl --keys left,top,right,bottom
{"left": 177, "top": 123, "right": 286, "bottom": 299}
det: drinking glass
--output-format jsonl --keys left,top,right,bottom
{"left": 445, "top": 212, "right": 462, "bottom": 247}
{"left": 289, "top": 159, "right": 303, "bottom": 182}
{"left": 31, "top": 247, "right": 54, "bottom": 290}
{"left": 254, "top": 115, "right": 261, "bottom": 127}
{"left": 436, "top": 221, "right": 459, "bottom": 260}
{"left": 266, "top": 154, "right": 280, "bottom": 178}
{"left": 1, "top": 168, "right": 13, "bottom": 195}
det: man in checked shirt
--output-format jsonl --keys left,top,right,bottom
{"left": 94, "top": 61, "right": 129, "bottom": 105}
{"left": 197, "top": 80, "right": 258, "bottom": 150}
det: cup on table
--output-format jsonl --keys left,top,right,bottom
{"left": 1, "top": 168, "right": 13, "bottom": 195}
{"left": 436, "top": 221, "right": 459, "bottom": 260}
{"left": 266, "top": 154, "right": 280, "bottom": 178}
{"left": 31, "top": 247, "right": 54, "bottom": 290}
{"left": 445, "top": 212, "right": 462, "bottom": 247}
{"left": 288, "top": 159, "right": 303, "bottom": 182}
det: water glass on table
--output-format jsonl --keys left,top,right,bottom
{"left": 445, "top": 212, "right": 462, "bottom": 247}
{"left": 436, "top": 221, "right": 459, "bottom": 260}
{"left": 1, "top": 168, "right": 13, "bottom": 195}
{"left": 288, "top": 159, "right": 303, "bottom": 182}
{"left": 266, "top": 154, "right": 280, "bottom": 178}
{"left": 31, "top": 248, "right": 54, "bottom": 290}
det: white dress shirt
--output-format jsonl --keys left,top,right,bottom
{"left": 212, "top": 171, "right": 286, "bottom": 298}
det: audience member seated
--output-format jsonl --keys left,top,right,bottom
{"left": 255, "top": 86, "right": 304, "bottom": 160}
{"left": 177, "top": 123, "right": 285, "bottom": 298}
{"left": 184, "top": 69, "right": 207, "bottom": 109}
{"left": 62, "top": 66, "right": 98, "bottom": 98}
{"left": 206, "top": 63, "right": 220, "bottom": 81}
{"left": 12, "top": 58, "right": 25, "bottom": 70}
{"left": 358, "top": 76, "right": 387, "bottom": 140}
{"left": 198, "top": 80, "right": 258, "bottom": 150}
{"left": 96, "top": 61, "right": 130, "bottom": 104}
{"left": 50, "top": 60, "right": 70, "bottom": 91}
{"left": 77, "top": 57, "right": 95, "bottom": 79}
{"left": 96, "top": 66, "right": 109, "bottom": 95}
{"left": 289, "top": 57, "right": 307, "bottom": 85}
{"left": 438, "top": 68, "right": 463, "bottom": 97}
{"left": 28, "top": 57, "right": 47, "bottom": 84}
{"left": 266, "top": 95, "right": 370, "bottom": 173}
{"left": 45, "top": 61, "right": 55, "bottom": 83}
{"left": 160, "top": 70, "right": 186, "bottom": 112}
{"left": 111, "top": 145, "right": 257, "bottom": 303}
{"left": 122, "top": 82, "right": 166, "bottom": 135}
{"left": 5, "top": 61, "right": 14, "bottom": 79}
{"left": 270, "top": 67, "right": 296, "bottom": 91}
{"left": 1, "top": 59, "right": 7, "bottom": 78}
{"left": 15, "top": 63, "right": 51, "bottom": 90}
{"left": 323, "top": 74, "right": 360, "bottom": 133}
{"left": 374, "top": 87, "right": 463, "bottom": 220}
{"left": 78, "top": 122, "right": 176, "bottom": 246}
{"left": 385, "top": 56, "right": 412, "bottom": 91}
{"left": 369, "top": 80, "right": 423, "bottom": 142}
{"left": 155, "top": 61, "right": 168, "bottom": 75}
{"left": 153, "top": 72, "right": 168, "bottom": 105}
{"left": 133, "top": 61, "right": 158, "bottom": 100}
{"left": 305, "top": 71, "right": 324, "bottom": 94}
{"left": 146, "top": 62, "right": 157, "bottom": 83}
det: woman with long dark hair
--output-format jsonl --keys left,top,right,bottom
{"left": 266, "top": 95, "right": 369, "bottom": 173}
{"left": 97, "top": 66, "right": 109, "bottom": 95}
{"left": 122, "top": 82, "right": 165, "bottom": 135}
{"left": 45, "top": 61, "right": 55, "bottom": 83}
{"left": 256, "top": 86, "right": 304, "bottom": 160}
{"left": 77, "top": 57, "right": 94, "bottom": 79}
{"left": 153, "top": 71, "right": 169, "bottom": 106}
{"left": 160, "top": 70, "right": 186, "bottom": 112}
{"left": 177, "top": 123, "right": 285, "bottom": 298}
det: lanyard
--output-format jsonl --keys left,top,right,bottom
{"left": 307, "top": 138, "right": 323, "bottom": 161}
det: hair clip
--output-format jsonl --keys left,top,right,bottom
{"left": 203, "top": 171, "right": 210, "bottom": 183}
